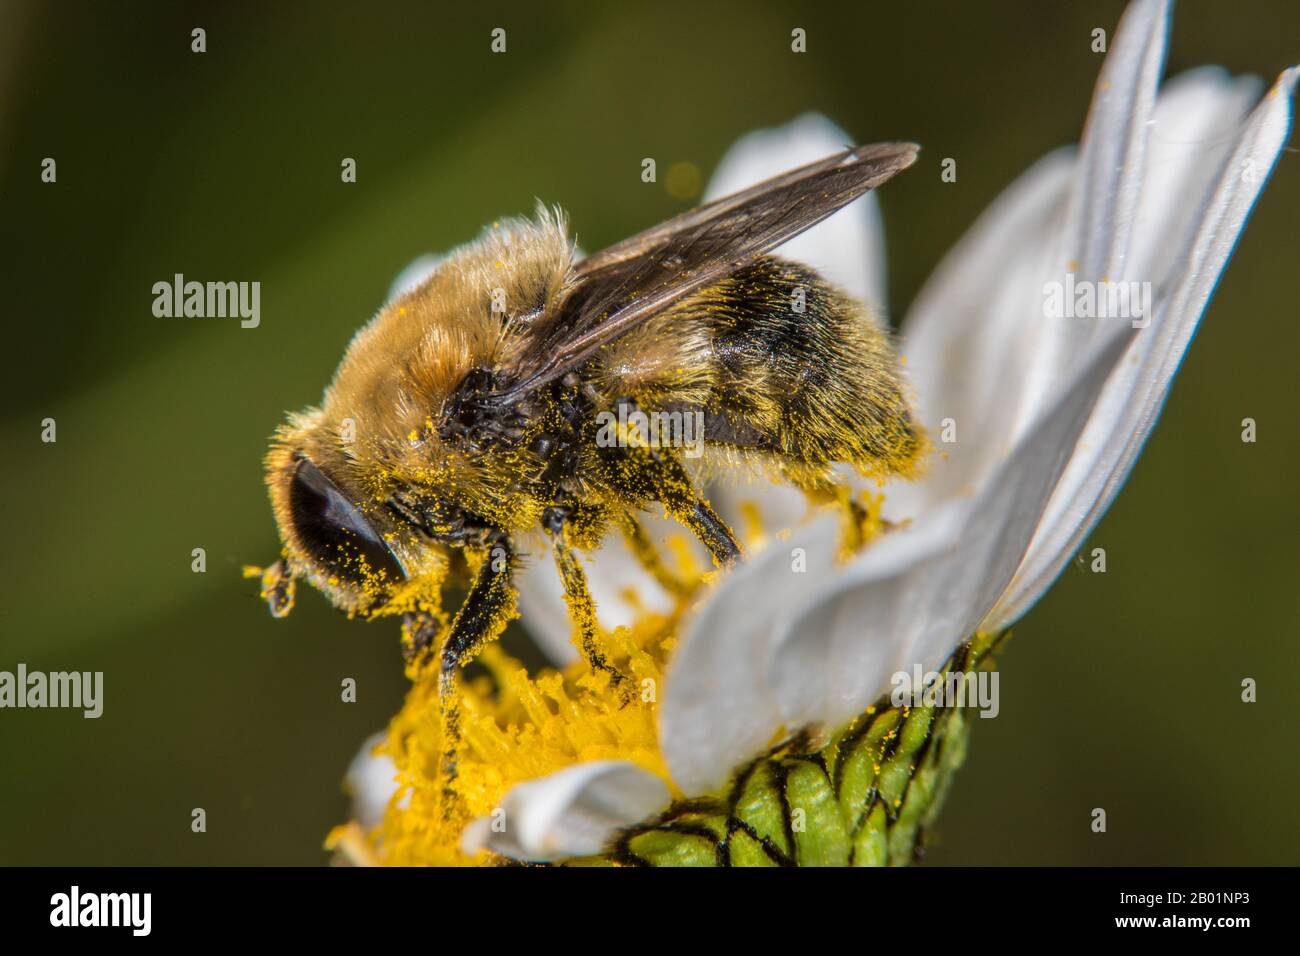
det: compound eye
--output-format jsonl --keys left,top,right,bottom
{"left": 288, "top": 457, "right": 405, "bottom": 588}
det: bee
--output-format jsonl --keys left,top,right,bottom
{"left": 254, "top": 142, "right": 922, "bottom": 770}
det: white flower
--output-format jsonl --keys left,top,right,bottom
{"left": 344, "top": 732, "right": 402, "bottom": 831}
{"left": 380, "top": 0, "right": 1296, "bottom": 861}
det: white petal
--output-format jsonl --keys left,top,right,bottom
{"left": 704, "top": 113, "right": 889, "bottom": 313}
{"left": 988, "top": 66, "right": 1298, "bottom": 629}
{"left": 662, "top": 324, "right": 1132, "bottom": 795}
{"left": 776, "top": 339, "right": 1128, "bottom": 730}
{"left": 890, "top": 149, "right": 1075, "bottom": 521}
{"left": 659, "top": 514, "right": 839, "bottom": 795}
{"left": 345, "top": 732, "right": 400, "bottom": 830}
{"left": 1067, "top": 0, "right": 1171, "bottom": 283}
{"left": 386, "top": 253, "right": 443, "bottom": 301}
{"left": 1127, "top": 67, "right": 1265, "bottom": 285}
{"left": 460, "top": 760, "right": 669, "bottom": 862}
{"left": 1014, "top": 0, "right": 1171, "bottom": 439}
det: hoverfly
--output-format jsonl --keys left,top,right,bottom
{"left": 255, "top": 142, "right": 922, "bottom": 772}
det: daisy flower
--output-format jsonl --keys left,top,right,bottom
{"left": 332, "top": 0, "right": 1295, "bottom": 866}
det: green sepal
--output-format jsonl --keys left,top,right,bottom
{"left": 587, "top": 632, "right": 1008, "bottom": 867}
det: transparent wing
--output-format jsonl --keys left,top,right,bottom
{"left": 487, "top": 141, "right": 919, "bottom": 403}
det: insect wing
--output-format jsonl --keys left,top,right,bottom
{"left": 492, "top": 141, "right": 919, "bottom": 401}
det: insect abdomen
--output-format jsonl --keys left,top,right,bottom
{"left": 609, "top": 257, "right": 921, "bottom": 480}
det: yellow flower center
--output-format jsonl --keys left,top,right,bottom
{"left": 329, "top": 489, "right": 886, "bottom": 866}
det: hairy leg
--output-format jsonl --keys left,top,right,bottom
{"left": 543, "top": 507, "right": 630, "bottom": 692}
{"left": 603, "top": 396, "right": 743, "bottom": 568}
{"left": 618, "top": 511, "right": 693, "bottom": 598}
{"left": 436, "top": 538, "right": 517, "bottom": 801}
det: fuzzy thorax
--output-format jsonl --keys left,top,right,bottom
{"left": 264, "top": 211, "right": 577, "bottom": 613}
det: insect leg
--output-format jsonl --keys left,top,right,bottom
{"left": 440, "top": 539, "right": 516, "bottom": 678}
{"left": 437, "top": 538, "right": 517, "bottom": 795}
{"left": 400, "top": 610, "right": 443, "bottom": 664}
{"left": 244, "top": 559, "right": 296, "bottom": 617}
{"left": 542, "top": 508, "right": 631, "bottom": 693}
{"left": 605, "top": 397, "right": 742, "bottom": 568}
{"left": 618, "top": 511, "right": 693, "bottom": 598}
{"left": 678, "top": 494, "right": 742, "bottom": 567}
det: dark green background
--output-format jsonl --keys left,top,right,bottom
{"left": 0, "top": 0, "right": 1295, "bottom": 865}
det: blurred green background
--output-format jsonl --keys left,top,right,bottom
{"left": 0, "top": 0, "right": 1296, "bottom": 865}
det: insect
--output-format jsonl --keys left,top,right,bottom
{"left": 253, "top": 142, "right": 923, "bottom": 771}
